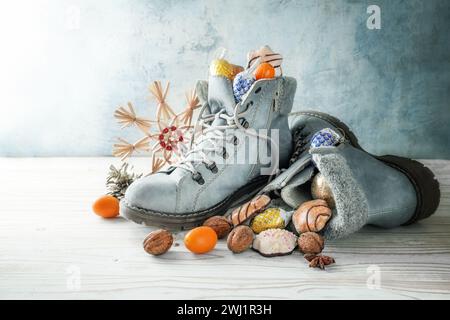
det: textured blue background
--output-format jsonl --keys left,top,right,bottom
{"left": 0, "top": 0, "right": 449, "bottom": 158}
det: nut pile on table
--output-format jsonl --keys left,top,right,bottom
{"left": 143, "top": 176, "right": 336, "bottom": 270}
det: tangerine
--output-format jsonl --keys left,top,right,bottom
{"left": 184, "top": 226, "right": 218, "bottom": 254}
{"left": 92, "top": 195, "right": 120, "bottom": 218}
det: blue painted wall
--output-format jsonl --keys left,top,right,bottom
{"left": 0, "top": 0, "right": 449, "bottom": 158}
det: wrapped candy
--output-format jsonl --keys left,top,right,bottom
{"left": 233, "top": 73, "right": 255, "bottom": 102}
{"left": 310, "top": 128, "right": 341, "bottom": 148}
{"left": 232, "top": 58, "right": 261, "bottom": 102}
{"left": 209, "top": 59, "right": 243, "bottom": 80}
{"left": 252, "top": 229, "right": 298, "bottom": 257}
{"left": 311, "top": 172, "right": 336, "bottom": 208}
{"left": 247, "top": 45, "right": 283, "bottom": 76}
{"left": 254, "top": 62, "right": 275, "bottom": 80}
{"left": 230, "top": 194, "right": 271, "bottom": 226}
{"left": 292, "top": 199, "right": 332, "bottom": 233}
{"left": 250, "top": 207, "right": 293, "bottom": 234}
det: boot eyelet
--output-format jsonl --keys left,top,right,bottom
{"left": 240, "top": 118, "right": 249, "bottom": 128}
{"left": 255, "top": 87, "right": 262, "bottom": 94}
{"left": 222, "top": 147, "right": 229, "bottom": 159}
{"left": 232, "top": 136, "right": 239, "bottom": 145}
{"left": 205, "top": 162, "right": 218, "bottom": 173}
{"left": 191, "top": 172, "right": 205, "bottom": 185}
{"left": 241, "top": 101, "right": 253, "bottom": 112}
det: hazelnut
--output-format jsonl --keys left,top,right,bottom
{"left": 227, "top": 225, "right": 254, "bottom": 253}
{"left": 298, "top": 232, "right": 324, "bottom": 255}
{"left": 143, "top": 229, "right": 173, "bottom": 255}
{"left": 203, "top": 216, "right": 232, "bottom": 239}
{"left": 293, "top": 199, "right": 332, "bottom": 233}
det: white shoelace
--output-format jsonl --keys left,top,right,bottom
{"left": 173, "top": 103, "right": 279, "bottom": 179}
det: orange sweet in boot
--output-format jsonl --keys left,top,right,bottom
{"left": 254, "top": 62, "right": 275, "bottom": 80}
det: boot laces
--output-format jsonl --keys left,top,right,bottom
{"left": 173, "top": 103, "right": 279, "bottom": 179}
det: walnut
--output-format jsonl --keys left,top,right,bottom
{"left": 227, "top": 225, "right": 254, "bottom": 253}
{"left": 143, "top": 229, "right": 173, "bottom": 255}
{"left": 230, "top": 194, "right": 271, "bottom": 226}
{"left": 203, "top": 216, "right": 232, "bottom": 239}
{"left": 292, "top": 199, "right": 332, "bottom": 233}
{"left": 298, "top": 232, "right": 324, "bottom": 255}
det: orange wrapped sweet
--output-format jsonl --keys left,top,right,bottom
{"left": 254, "top": 62, "right": 275, "bottom": 80}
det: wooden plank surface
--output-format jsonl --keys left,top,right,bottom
{"left": 0, "top": 157, "right": 449, "bottom": 299}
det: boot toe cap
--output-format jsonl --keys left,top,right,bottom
{"left": 124, "top": 173, "right": 177, "bottom": 213}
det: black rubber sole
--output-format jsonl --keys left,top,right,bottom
{"left": 376, "top": 155, "right": 440, "bottom": 225}
{"left": 297, "top": 111, "right": 441, "bottom": 225}
{"left": 121, "top": 175, "right": 269, "bottom": 230}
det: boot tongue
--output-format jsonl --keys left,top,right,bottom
{"left": 208, "top": 75, "right": 236, "bottom": 118}
{"left": 179, "top": 76, "right": 235, "bottom": 165}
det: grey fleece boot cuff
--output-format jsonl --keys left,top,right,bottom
{"left": 310, "top": 147, "right": 369, "bottom": 239}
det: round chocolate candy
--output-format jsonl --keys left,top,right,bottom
{"left": 292, "top": 199, "right": 332, "bottom": 233}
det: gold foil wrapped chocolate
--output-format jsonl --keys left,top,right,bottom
{"left": 311, "top": 172, "right": 336, "bottom": 208}
{"left": 250, "top": 207, "right": 293, "bottom": 234}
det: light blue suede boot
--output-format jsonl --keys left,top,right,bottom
{"left": 120, "top": 74, "right": 296, "bottom": 229}
{"left": 261, "top": 111, "right": 440, "bottom": 239}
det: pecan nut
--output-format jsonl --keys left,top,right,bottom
{"left": 143, "top": 229, "right": 173, "bottom": 255}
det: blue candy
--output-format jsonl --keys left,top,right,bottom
{"left": 310, "top": 128, "right": 341, "bottom": 149}
{"left": 233, "top": 72, "right": 255, "bottom": 102}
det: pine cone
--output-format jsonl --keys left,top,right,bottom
{"left": 106, "top": 163, "right": 142, "bottom": 199}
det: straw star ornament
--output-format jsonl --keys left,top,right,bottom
{"left": 113, "top": 81, "right": 199, "bottom": 173}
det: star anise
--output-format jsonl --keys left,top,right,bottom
{"left": 304, "top": 254, "right": 335, "bottom": 269}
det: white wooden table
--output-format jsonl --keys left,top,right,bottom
{"left": 0, "top": 157, "right": 449, "bottom": 299}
